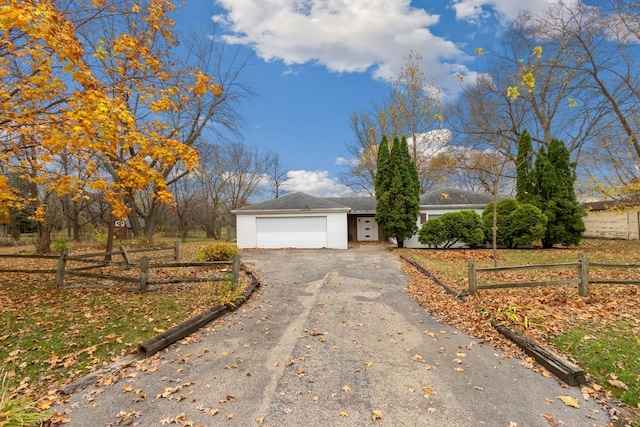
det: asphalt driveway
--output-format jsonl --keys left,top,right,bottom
{"left": 57, "top": 243, "right": 611, "bottom": 426}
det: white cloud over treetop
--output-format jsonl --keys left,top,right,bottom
{"left": 214, "top": 0, "right": 468, "bottom": 90}
{"left": 451, "top": 0, "right": 564, "bottom": 23}
{"left": 283, "top": 170, "right": 353, "bottom": 197}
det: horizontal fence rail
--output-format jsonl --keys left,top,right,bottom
{"left": 468, "top": 253, "right": 640, "bottom": 296}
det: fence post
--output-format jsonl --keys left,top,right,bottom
{"left": 232, "top": 253, "right": 240, "bottom": 286}
{"left": 139, "top": 256, "right": 149, "bottom": 292}
{"left": 468, "top": 260, "right": 477, "bottom": 295}
{"left": 120, "top": 245, "right": 131, "bottom": 266}
{"left": 174, "top": 241, "right": 179, "bottom": 261}
{"left": 54, "top": 248, "right": 68, "bottom": 287}
{"left": 578, "top": 253, "right": 589, "bottom": 297}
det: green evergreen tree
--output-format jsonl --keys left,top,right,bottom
{"left": 374, "top": 136, "right": 391, "bottom": 198}
{"left": 400, "top": 136, "right": 420, "bottom": 199}
{"left": 533, "top": 139, "right": 585, "bottom": 247}
{"left": 515, "top": 129, "right": 535, "bottom": 204}
{"left": 375, "top": 136, "right": 420, "bottom": 248}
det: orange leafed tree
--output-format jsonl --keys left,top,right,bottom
{"left": 0, "top": 0, "right": 221, "bottom": 252}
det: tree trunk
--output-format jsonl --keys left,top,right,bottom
{"left": 8, "top": 211, "right": 20, "bottom": 242}
{"left": 35, "top": 222, "right": 51, "bottom": 255}
{"left": 492, "top": 191, "right": 498, "bottom": 267}
{"left": 105, "top": 214, "right": 114, "bottom": 261}
{"left": 72, "top": 199, "right": 81, "bottom": 241}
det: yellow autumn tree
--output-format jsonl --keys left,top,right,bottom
{"left": 0, "top": 0, "right": 221, "bottom": 252}
{"left": 77, "top": 0, "right": 225, "bottom": 240}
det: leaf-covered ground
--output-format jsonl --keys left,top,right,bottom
{"left": 399, "top": 239, "right": 640, "bottom": 424}
{"left": 0, "top": 241, "right": 243, "bottom": 411}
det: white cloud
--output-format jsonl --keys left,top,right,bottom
{"left": 283, "top": 170, "right": 354, "bottom": 197}
{"left": 451, "top": 0, "right": 577, "bottom": 23}
{"left": 214, "top": 0, "right": 469, "bottom": 93}
{"left": 334, "top": 157, "right": 351, "bottom": 166}
{"left": 407, "top": 129, "right": 452, "bottom": 156}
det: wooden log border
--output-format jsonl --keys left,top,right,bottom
{"left": 60, "top": 267, "right": 261, "bottom": 395}
{"left": 492, "top": 321, "right": 586, "bottom": 386}
{"left": 400, "top": 255, "right": 468, "bottom": 302}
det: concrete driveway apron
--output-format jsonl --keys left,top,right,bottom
{"left": 58, "top": 244, "right": 611, "bottom": 426}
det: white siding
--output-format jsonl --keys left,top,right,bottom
{"left": 236, "top": 215, "right": 257, "bottom": 249}
{"left": 326, "top": 212, "right": 348, "bottom": 249}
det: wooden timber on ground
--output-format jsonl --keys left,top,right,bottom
{"left": 492, "top": 321, "right": 586, "bottom": 386}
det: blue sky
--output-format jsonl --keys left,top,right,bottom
{"left": 173, "top": 0, "right": 570, "bottom": 198}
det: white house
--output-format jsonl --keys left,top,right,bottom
{"left": 232, "top": 188, "right": 493, "bottom": 249}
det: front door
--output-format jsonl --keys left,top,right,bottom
{"left": 357, "top": 217, "right": 379, "bottom": 241}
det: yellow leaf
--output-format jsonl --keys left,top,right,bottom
{"left": 507, "top": 86, "right": 520, "bottom": 100}
{"left": 557, "top": 395, "right": 580, "bottom": 408}
{"left": 533, "top": 45, "right": 543, "bottom": 60}
{"left": 364, "top": 361, "right": 373, "bottom": 367}
{"left": 372, "top": 410, "right": 383, "bottom": 420}
{"left": 122, "top": 385, "right": 133, "bottom": 393}
{"left": 342, "top": 385, "right": 351, "bottom": 392}
{"left": 339, "top": 411, "right": 348, "bottom": 417}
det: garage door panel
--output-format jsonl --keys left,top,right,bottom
{"left": 256, "top": 217, "right": 327, "bottom": 248}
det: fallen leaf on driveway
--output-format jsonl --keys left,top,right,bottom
{"left": 372, "top": 410, "right": 383, "bottom": 420}
{"left": 557, "top": 395, "right": 580, "bottom": 408}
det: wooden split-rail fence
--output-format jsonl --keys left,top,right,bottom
{"left": 468, "top": 253, "right": 640, "bottom": 296}
{"left": 0, "top": 242, "right": 240, "bottom": 291}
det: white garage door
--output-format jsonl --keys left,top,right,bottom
{"left": 256, "top": 216, "right": 327, "bottom": 248}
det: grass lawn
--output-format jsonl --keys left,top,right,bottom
{"left": 0, "top": 238, "right": 245, "bottom": 413}
{"left": 400, "top": 238, "right": 640, "bottom": 425}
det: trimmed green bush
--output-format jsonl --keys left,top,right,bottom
{"left": 509, "top": 204, "right": 547, "bottom": 247}
{"left": 482, "top": 198, "right": 519, "bottom": 248}
{"left": 483, "top": 198, "right": 548, "bottom": 248}
{"left": 418, "top": 210, "right": 485, "bottom": 248}
{"left": 196, "top": 243, "right": 241, "bottom": 262}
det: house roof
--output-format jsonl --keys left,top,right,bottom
{"left": 323, "top": 196, "right": 376, "bottom": 212}
{"left": 420, "top": 187, "right": 493, "bottom": 206}
{"left": 234, "top": 188, "right": 493, "bottom": 214}
{"left": 581, "top": 199, "right": 639, "bottom": 211}
{"left": 233, "top": 192, "right": 351, "bottom": 213}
